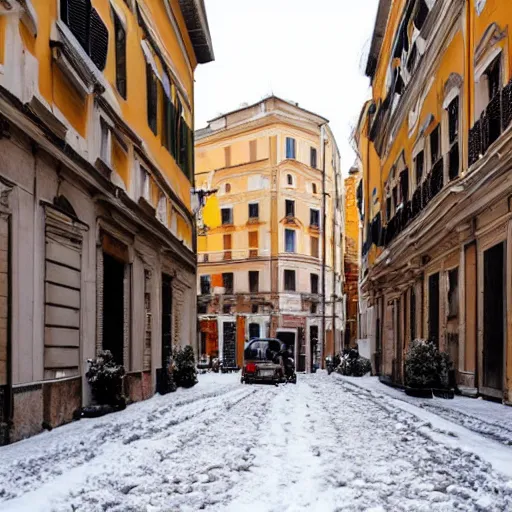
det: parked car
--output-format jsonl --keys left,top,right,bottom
{"left": 241, "top": 338, "right": 285, "bottom": 385}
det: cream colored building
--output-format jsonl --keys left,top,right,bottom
{"left": 195, "top": 97, "right": 345, "bottom": 372}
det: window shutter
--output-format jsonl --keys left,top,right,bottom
{"left": 64, "top": 0, "right": 91, "bottom": 51}
{"left": 89, "top": 9, "right": 109, "bottom": 71}
{"left": 114, "top": 13, "right": 127, "bottom": 98}
{"left": 146, "top": 65, "right": 158, "bottom": 134}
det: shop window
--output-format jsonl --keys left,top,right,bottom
{"left": 221, "top": 207, "right": 233, "bottom": 225}
{"left": 222, "top": 273, "right": 233, "bottom": 294}
{"left": 249, "top": 271, "right": 259, "bottom": 293}
{"left": 285, "top": 229, "right": 296, "bottom": 253}
{"left": 284, "top": 270, "right": 296, "bottom": 291}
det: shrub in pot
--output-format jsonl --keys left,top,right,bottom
{"left": 174, "top": 345, "right": 198, "bottom": 388}
{"left": 405, "top": 339, "right": 451, "bottom": 390}
{"left": 338, "top": 348, "right": 372, "bottom": 377}
{"left": 86, "top": 350, "right": 125, "bottom": 406}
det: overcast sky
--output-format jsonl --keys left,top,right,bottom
{"left": 194, "top": 0, "right": 380, "bottom": 172}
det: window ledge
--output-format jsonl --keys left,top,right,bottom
{"left": 94, "top": 157, "right": 113, "bottom": 180}
{"left": 19, "top": 0, "right": 38, "bottom": 36}
{"left": 26, "top": 95, "right": 68, "bottom": 140}
{"left": 50, "top": 20, "right": 107, "bottom": 97}
{"left": 138, "top": 196, "right": 156, "bottom": 217}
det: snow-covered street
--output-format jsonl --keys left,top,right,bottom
{"left": 1, "top": 373, "right": 512, "bottom": 512}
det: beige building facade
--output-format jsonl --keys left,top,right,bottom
{"left": 195, "top": 97, "right": 345, "bottom": 372}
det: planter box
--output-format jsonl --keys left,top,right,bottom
{"left": 405, "top": 387, "right": 433, "bottom": 399}
{"left": 433, "top": 388, "right": 455, "bottom": 399}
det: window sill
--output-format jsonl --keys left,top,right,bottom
{"left": 50, "top": 20, "right": 107, "bottom": 97}
{"left": 138, "top": 196, "right": 156, "bottom": 217}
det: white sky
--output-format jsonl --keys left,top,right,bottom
{"left": 194, "top": 0, "right": 380, "bottom": 173}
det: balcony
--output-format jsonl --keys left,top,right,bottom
{"left": 469, "top": 78, "right": 512, "bottom": 167}
{"left": 198, "top": 248, "right": 270, "bottom": 263}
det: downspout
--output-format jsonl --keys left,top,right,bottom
{"left": 321, "top": 125, "right": 327, "bottom": 367}
{"left": 331, "top": 164, "right": 337, "bottom": 357}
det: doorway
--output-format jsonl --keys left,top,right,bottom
{"left": 103, "top": 253, "right": 125, "bottom": 365}
{"left": 309, "top": 326, "right": 318, "bottom": 372}
{"left": 276, "top": 330, "right": 296, "bottom": 362}
{"left": 223, "top": 322, "right": 236, "bottom": 367}
{"left": 483, "top": 243, "right": 505, "bottom": 392}
{"left": 249, "top": 323, "right": 260, "bottom": 340}
{"left": 428, "top": 273, "right": 440, "bottom": 346}
{"left": 162, "top": 274, "right": 173, "bottom": 369}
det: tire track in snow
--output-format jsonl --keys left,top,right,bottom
{"left": 0, "top": 381, "right": 248, "bottom": 505}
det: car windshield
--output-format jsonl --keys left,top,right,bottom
{"left": 244, "top": 339, "right": 281, "bottom": 361}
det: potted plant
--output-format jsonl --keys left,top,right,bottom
{"left": 174, "top": 345, "right": 198, "bottom": 388}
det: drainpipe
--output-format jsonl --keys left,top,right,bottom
{"left": 321, "top": 125, "right": 327, "bottom": 368}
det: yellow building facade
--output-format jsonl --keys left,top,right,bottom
{"left": 0, "top": 0, "right": 213, "bottom": 443}
{"left": 195, "top": 97, "right": 345, "bottom": 372}
{"left": 356, "top": 0, "right": 512, "bottom": 402}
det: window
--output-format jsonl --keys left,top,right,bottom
{"left": 310, "top": 273, "right": 319, "bottom": 294}
{"left": 222, "top": 273, "right": 233, "bottom": 294}
{"left": 286, "top": 137, "right": 296, "bottom": 159}
{"left": 248, "top": 203, "right": 259, "bottom": 220}
{"left": 310, "top": 209, "right": 320, "bottom": 228}
{"left": 251, "top": 304, "right": 259, "bottom": 314}
{"left": 312, "top": 183, "right": 317, "bottom": 194}
{"left": 447, "top": 96, "right": 460, "bottom": 180}
{"left": 311, "top": 236, "right": 319, "bottom": 258}
{"left": 399, "top": 169, "right": 409, "bottom": 203}
{"left": 249, "top": 231, "right": 258, "bottom": 258}
{"left": 100, "top": 119, "right": 111, "bottom": 165}
{"left": 198, "top": 303, "right": 207, "bottom": 314}
{"left": 285, "top": 229, "right": 296, "bottom": 253}
{"left": 430, "top": 126, "right": 440, "bottom": 165}
{"left": 386, "top": 197, "right": 392, "bottom": 221}
{"left": 140, "top": 166, "right": 150, "bottom": 201}
{"left": 486, "top": 55, "right": 501, "bottom": 101}
{"left": 161, "top": 72, "right": 174, "bottom": 155}
{"left": 200, "top": 275, "right": 211, "bottom": 295}
{"left": 225, "top": 183, "right": 231, "bottom": 193}
{"left": 285, "top": 200, "right": 295, "bottom": 217}
{"left": 156, "top": 193, "right": 167, "bottom": 225}
{"left": 414, "top": 151, "right": 424, "bottom": 187}
{"left": 310, "top": 147, "right": 317, "bottom": 168}
{"left": 60, "top": 0, "right": 108, "bottom": 71}
{"left": 284, "top": 270, "right": 296, "bottom": 291}
{"left": 250, "top": 140, "right": 257, "bottom": 162}
{"left": 113, "top": 11, "right": 126, "bottom": 99}
{"left": 392, "top": 187, "right": 398, "bottom": 211}
{"left": 221, "top": 208, "right": 233, "bottom": 225}
{"left": 146, "top": 56, "right": 158, "bottom": 135}
{"left": 249, "top": 323, "right": 260, "bottom": 339}
{"left": 222, "top": 304, "right": 231, "bottom": 314}
{"left": 223, "top": 234, "right": 232, "bottom": 260}
{"left": 447, "top": 268, "right": 459, "bottom": 319}
{"left": 224, "top": 146, "right": 231, "bottom": 167}
{"left": 287, "top": 174, "right": 294, "bottom": 186}
{"left": 249, "top": 271, "right": 259, "bottom": 293}
{"left": 311, "top": 303, "right": 317, "bottom": 314}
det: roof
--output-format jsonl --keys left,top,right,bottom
{"left": 365, "top": 0, "right": 392, "bottom": 79}
{"left": 207, "top": 95, "right": 329, "bottom": 125}
{"left": 178, "top": 0, "right": 215, "bottom": 64}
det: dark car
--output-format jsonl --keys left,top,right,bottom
{"left": 241, "top": 338, "right": 285, "bottom": 385}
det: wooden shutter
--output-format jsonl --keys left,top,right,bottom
{"left": 89, "top": 9, "right": 109, "bottom": 71}
{"left": 114, "top": 13, "right": 127, "bottom": 98}
{"left": 223, "top": 234, "right": 232, "bottom": 260}
{"left": 146, "top": 64, "right": 158, "bottom": 134}
{"left": 249, "top": 231, "right": 258, "bottom": 258}
{"left": 44, "top": 206, "right": 87, "bottom": 379}
{"left": 63, "top": 0, "right": 90, "bottom": 51}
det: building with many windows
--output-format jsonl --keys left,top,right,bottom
{"left": 355, "top": 0, "right": 512, "bottom": 402}
{"left": 195, "top": 97, "right": 345, "bottom": 372}
{"left": 0, "top": 0, "right": 213, "bottom": 443}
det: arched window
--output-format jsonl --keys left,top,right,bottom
{"left": 225, "top": 183, "right": 231, "bottom": 193}
{"left": 312, "top": 183, "right": 317, "bottom": 194}
{"left": 287, "top": 174, "right": 293, "bottom": 186}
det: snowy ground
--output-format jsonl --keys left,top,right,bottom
{"left": 1, "top": 373, "right": 512, "bottom": 511}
